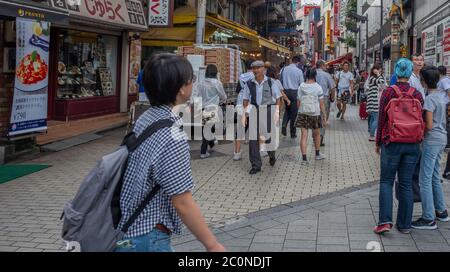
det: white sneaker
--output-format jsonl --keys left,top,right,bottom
{"left": 315, "top": 153, "right": 326, "bottom": 160}
{"left": 200, "top": 152, "right": 211, "bottom": 159}
{"left": 301, "top": 160, "right": 309, "bottom": 166}
{"left": 214, "top": 140, "right": 219, "bottom": 145}
{"left": 233, "top": 152, "right": 242, "bottom": 161}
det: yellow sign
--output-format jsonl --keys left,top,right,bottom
{"left": 17, "top": 8, "right": 46, "bottom": 20}
{"left": 326, "top": 10, "right": 331, "bottom": 45}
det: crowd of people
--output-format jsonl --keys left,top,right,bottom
{"left": 115, "top": 52, "right": 450, "bottom": 252}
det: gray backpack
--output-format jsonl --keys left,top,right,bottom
{"left": 61, "top": 119, "right": 174, "bottom": 252}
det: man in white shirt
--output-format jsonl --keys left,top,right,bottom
{"left": 335, "top": 61, "right": 355, "bottom": 120}
{"left": 438, "top": 66, "right": 450, "bottom": 93}
{"left": 408, "top": 54, "right": 426, "bottom": 99}
{"left": 280, "top": 55, "right": 305, "bottom": 138}
{"left": 243, "top": 61, "right": 282, "bottom": 174}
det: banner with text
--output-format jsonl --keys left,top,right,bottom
{"left": 9, "top": 18, "right": 50, "bottom": 136}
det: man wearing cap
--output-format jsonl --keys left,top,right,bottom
{"left": 243, "top": 60, "right": 282, "bottom": 175}
{"left": 280, "top": 56, "right": 305, "bottom": 138}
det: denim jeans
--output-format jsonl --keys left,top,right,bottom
{"left": 368, "top": 112, "right": 378, "bottom": 137}
{"left": 419, "top": 142, "right": 447, "bottom": 221}
{"left": 378, "top": 143, "right": 421, "bottom": 229}
{"left": 114, "top": 229, "right": 174, "bottom": 252}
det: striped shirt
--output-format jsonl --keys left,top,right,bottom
{"left": 118, "top": 105, "right": 195, "bottom": 238}
{"left": 366, "top": 75, "right": 386, "bottom": 113}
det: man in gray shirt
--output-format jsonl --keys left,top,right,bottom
{"left": 280, "top": 55, "right": 305, "bottom": 138}
{"left": 316, "top": 60, "right": 336, "bottom": 146}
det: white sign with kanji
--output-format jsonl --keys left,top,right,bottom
{"left": 148, "top": 0, "right": 173, "bottom": 27}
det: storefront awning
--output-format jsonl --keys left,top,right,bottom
{"left": 141, "top": 26, "right": 216, "bottom": 46}
{"left": 206, "top": 14, "right": 259, "bottom": 41}
{"left": 258, "top": 37, "right": 291, "bottom": 55}
{"left": 326, "top": 53, "right": 353, "bottom": 66}
{"left": 0, "top": 0, "right": 69, "bottom": 24}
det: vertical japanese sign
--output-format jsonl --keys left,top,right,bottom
{"left": 9, "top": 18, "right": 50, "bottom": 136}
{"left": 326, "top": 10, "right": 331, "bottom": 45}
{"left": 148, "top": 0, "right": 174, "bottom": 27}
{"left": 128, "top": 36, "right": 142, "bottom": 95}
{"left": 334, "top": 0, "right": 340, "bottom": 37}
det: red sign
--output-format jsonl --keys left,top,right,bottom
{"left": 304, "top": 5, "right": 319, "bottom": 16}
{"left": 334, "top": 0, "right": 340, "bottom": 37}
{"left": 444, "top": 26, "right": 450, "bottom": 53}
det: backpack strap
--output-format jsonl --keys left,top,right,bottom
{"left": 121, "top": 118, "right": 175, "bottom": 233}
{"left": 406, "top": 87, "right": 416, "bottom": 97}
{"left": 247, "top": 79, "right": 258, "bottom": 106}
{"left": 391, "top": 85, "right": 403, "bottom": 97}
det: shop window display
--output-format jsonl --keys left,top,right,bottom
{"left": 57, "top": 31, "right": 118, "bottom": 99}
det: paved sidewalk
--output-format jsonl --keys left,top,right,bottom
{"left": 173, "top": 181, "right": 450, "bottom": 252}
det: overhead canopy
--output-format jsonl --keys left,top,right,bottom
{"left": 326, "top": 53, "right": 353, "bottom": 66}
{"left": 0, "top": 0, "right": 69, "bottom": 24}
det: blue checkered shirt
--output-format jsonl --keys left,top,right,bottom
{"left": 118, "top": 105, "right": 195, "bottom": 238}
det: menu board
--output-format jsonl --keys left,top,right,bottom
{"left": 9, "top": 18, "right": 50, "bottom": 136}
{"left": 128, "top": 37, "right": 141, "bottom": 95}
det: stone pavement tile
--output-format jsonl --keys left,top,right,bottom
{"left": 221, "top": 216, "right": 270, "bottom": 232}
{"left": 222, "top": 238, "right": 253, "bottom": 247}
{"left": 32, "top": 238, "right": 58, "bottom": 244}
{"left": 285, "top": 232, "right": 317, "bottom": 241}
{"left": 5, "top": 236, "right": 34, "bottom": 242}
{"left": 35, "top": 243, "right": 63, "bottom": 250}
{"left": 11, "top": 242, "right": 38, "bottom": 248}
{"left": 0, "top": 241, "right": 13, "bottom": 246}
{"left": 15, "top": 248, "right": 44, "bottom": 252}
{"left": 251, "top": 220, "right": 282, "bottom": 231}
{"left": 315, "top": 204, "right": 344, "bottom": 213}
{"left": 5, "top": 231, "right": 31, "bottom": 237}
{"left": 316, "top": 245, "right": 350, "bottom": 252}
{"left": 349, "top": 240, "right": 380, "bottom": 250}
{"left": 348, "top": 233, "right": 381, "bottom": 241}
{"left": 238, "top": 233, "right": 256, "bottom": 239}
{"left": 255, "top": 228, "right": 287, "bottom": 236}
{"left": 249, "top": 243, "right": 283, "bottom": 252}
{"left": 172, "top": 234, "right": 197, "bottom": 246}
{"left": 383, "top": 246, "right": 419, "bottom": 252}
{"left": 0, "top": 246, "right": 19, "bottom": 252}
{"left": 252, "top": 235, "right": 285, "bottom": 244}
{"left": 416, "top": 243, "right": 450, "bottom": 252}
{"left": 273, "top": 213, "right": 303, "bottom": 224}
{"left": 345, "top": 208, "right": 373, "bottom": 215}
{"left": 287, "top": 225, "right": 316, "bottom": 233}
{"left": 226, "top": 246, "right": 250, "bottom": 252}
{"left": 380, "top": 237, "right": 416, "bottom": 246}
{"left": 174, "top": 240, "right": 204, "bottom": 252}
{"left": 317, "top": 229, "right": 348, "bottom": 237}
{"left": 283, "top": 240, "right": 316, "bottom": 249}
{"left": 289, "top": 219, "right": 318, "bottom": 226}
{"left": 227, "top": 227, "right": 258, "bottom": 238}
{"left": 268, "top": 206, "right": 311, "bottom": 219}
{"left": 348, "top": 227, "right": 376, "bottom": 235}
{"left": 282, "top": 248, "right": 315, "bottom": 252}
{"left": 411, "top": 232, "right": 447, "bottom": 244}
{"left": 317, "top": 236, "right": 349, "bottom": 245}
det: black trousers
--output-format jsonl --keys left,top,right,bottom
{"left": 445, "top": 150, "right": 450, "bottom": 175}
{"left": 282, "top": 89, "right": 298, "bottom": 136}
{"left": 249, "top": 107, "right": 275, "bottom": 169}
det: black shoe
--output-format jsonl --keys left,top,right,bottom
{"left": 436, "top": 210, "right": 450, "bottom": 222}
{"left": 443, "top": 172, "right": 450, "bottom": 180}
{"left": 291, "top": 134, "right": 297, "bottom": 139}
{"left": 336, "top": 111, "right": 341, "bottom": 119}
{"left": 249, "top": 168, "right": 261, "bottom": 175}
{"left": 208, "top": 142, "right": 215, "bottom": 149}
{"left": 395, "top": 226, "right": 412, "bottom": 234}
{"left": 269, "top": 156, "right": 276, "bottom": 166}
{"left": 411, "top": 218, "right": 437, "bottom": 230}
{"left": 281, "top": 127, "right": 287, "bottom": 136}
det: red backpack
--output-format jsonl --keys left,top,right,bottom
{"left": 385, "top": 85, "right": 424, "bottom": 143}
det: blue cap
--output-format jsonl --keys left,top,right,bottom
{"left": 395, "top": 58, "right": 413, "bottom": 79}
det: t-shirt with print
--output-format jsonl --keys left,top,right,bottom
{"left": 297, "top": 82, "right": 324, "bottom": 116}
{"left": 423, "top": 90, "right": 449, "bottom": 145}
{"left": 337, "top": 71, "right": 354, "bottom": 93}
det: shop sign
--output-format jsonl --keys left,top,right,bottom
{"left": 128, "top": 36, "right": 142, "bottom": 96}
{"left": 9, "top": 18, "right": 51, "bottom": 136}
{"left": 48, "top": 0, "right": 147, "bottom": 30}
{"left": 0, "top": 0, "right": 69, "bottom": 23}
{"left": 326, "top": 10, "right": 331, "bottom": 45}
{"left": 444, "top": 19, "right": 450, "bottom": 54}
{"left": 333, "top": 0, "right": 340, "bottom": 37}
{"left": 148, "top": 0, "right": 174, "bottom": 27}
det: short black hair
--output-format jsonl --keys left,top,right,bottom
{"left": 305, "top": 68, "right": 317, "bottom": 81}
{"left": 420, "top": 66, "right": 440, "bottom": 89}
{"left": 438, "top": 66, "right": 447, "bottom": 76}
{"left": 205, "top": 64, "right": 218, "bottom": 78}
{"left": 245, "top": 58, "right": 256, "bottom": 70}
{"left": 411, "top": 53, "right": 423, "bottom": 60}
{"left": 143, "top": 53, "right": 193, "bottom": 107}
{"left": 292, "top": 55, "right": 302, "bottom": 63}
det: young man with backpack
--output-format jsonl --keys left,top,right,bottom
{"left": 62, "top": 54, "right": 226, "bottom": 252}
{"left": 411, "top": 66, "right": 450, "bottom": 230}
{"left": 243, "top": 60, "right": 282, "bottom": 174}
{"left": 374, "top": 58, "right": 425, "bottom": 235}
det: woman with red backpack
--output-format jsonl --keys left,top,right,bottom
{"left": 374, "top": 58, "right": 425, "bottom": 235}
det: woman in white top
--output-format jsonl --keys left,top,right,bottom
{"left": 196, "top": 64, "right": 227, "bottom": 158}
{"left": 295, "top": 68, "right": 327, "bottom": 165}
